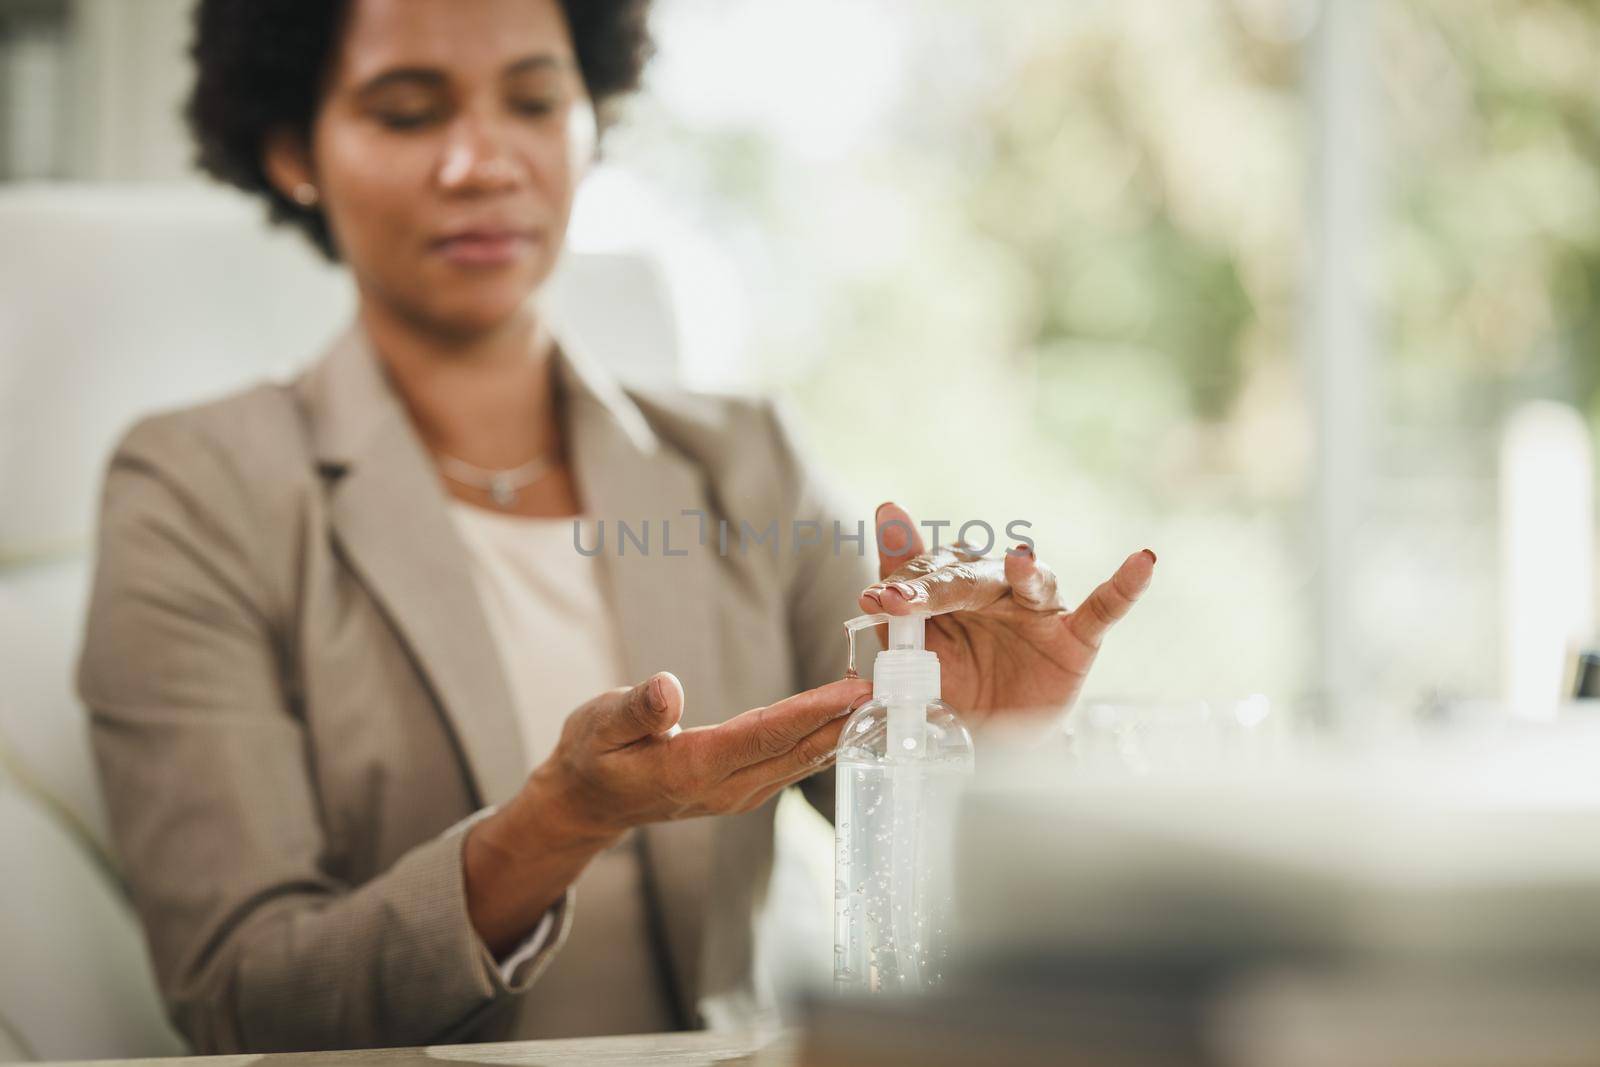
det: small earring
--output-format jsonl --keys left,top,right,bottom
{"left": 291, "top": 182, "right": 320, "bottom": 207}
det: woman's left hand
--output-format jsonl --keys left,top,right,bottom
{"left": 858, "top": 502, "right": 1155, "bottom": 720}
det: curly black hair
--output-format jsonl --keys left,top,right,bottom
{"left": 186, "top": 0, "right": 654, "bottom": 261}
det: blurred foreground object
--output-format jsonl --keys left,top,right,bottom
{"left": 800, "top": 719, "right": 1600, "bottom": 1066}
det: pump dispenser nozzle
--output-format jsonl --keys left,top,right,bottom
{"left": 844, "top": 611, "right": 943, "bottom": 753}
{"left": 846, "top": 612, "right": 925, "bottom": 652}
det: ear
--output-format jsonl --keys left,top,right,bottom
{"left": 262, "top": 125, "right": 316, "bottom": 202}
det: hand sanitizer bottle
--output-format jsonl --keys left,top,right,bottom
{"left": 834, "top": 612, "right": 975, "bottom": 994}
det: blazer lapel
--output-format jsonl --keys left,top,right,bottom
{"left": 555, "top": 338, "right": 722, "bottom": 1023}
{"left": 297, "top": 328, "right": 527, "bottom": 809}
{"left": 555, "top": 342, "right": 721, "bottom": 728}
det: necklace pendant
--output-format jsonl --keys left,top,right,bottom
{"left": 490, "top": 475, "right": 517, "bottom": 508}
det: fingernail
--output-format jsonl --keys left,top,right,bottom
{"left": 890, "top": 582, "right": 916, "bottom": 600}
{"left": 647, "top": 675, "right": 667, "bottom": 711}
{"left": 875, "top": 501, "right": 895, "bottom": 521}
{"left": 1015, "top": 542, "right": 1035, "bottom": 560}
{"left": 1142, "top": 548, "right": 1157, "bottom": 564}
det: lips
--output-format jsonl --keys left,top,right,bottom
{"left": 432, "top": 227, "right": 539, "bottom": 267}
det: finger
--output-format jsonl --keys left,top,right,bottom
{"left": 715, "top": 716, "right": 848, "bottom": 811}
{"left": 590, "top": 671, "right": 685, "bottom": 749}
{"left": 729, "top": 749, "right": 839, "bottom": 814}
{"left": 864, "top": 534, "right": 1015, "bottom": 613}
{"left": 1003, "top": 543, "right": 1063, "bottom": 612}
{"left": 859, "top": 547, "right": 956, "bottom": 612}
{"left": 873, "top": 501, "right": 926, "bottom": 582}
{"left": 701, "top": 678, "right": 870, "bottom": 776}
{"left": 881, "top": 547, "right": 960, "bottom": 581}
{"left": 723, "top": 687, "right": 870, "bottom": 811}
{"left": 877, "top": 556, "right": 1011, "bottom": 615}
{"left": 1065, "top": 549, "right": 1156, "bottom": 652}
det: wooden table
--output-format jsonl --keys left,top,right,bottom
{"left": 36, "top": 1031, "right": 797, "bottom": 1067}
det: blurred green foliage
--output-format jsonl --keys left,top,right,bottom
{"left": 1383, "top": 0, "right": 1600, "bottom": 422}
{"left": 969, "top": 33, "right": 1261, "bottom": 425}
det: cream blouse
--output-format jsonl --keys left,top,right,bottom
{"left": 447, "top": 502, "right": 678, "bottom": 1036}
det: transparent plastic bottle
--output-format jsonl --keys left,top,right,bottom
{"left": 834, "top": 612, "right": 975, "bottom": 994}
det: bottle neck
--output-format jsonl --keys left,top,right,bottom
{"left": 873, "top": 648, "right": 941, "bottom": 706}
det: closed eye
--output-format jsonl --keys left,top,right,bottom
{"left": 513, "top": 98, "right": 558, "bottom": 117}
{"left": 376, "top": 109, "right": 445, "bottom": 131}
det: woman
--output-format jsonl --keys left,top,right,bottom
{"left": 76, "top": 0, "right": 1155, "bottom": 1054}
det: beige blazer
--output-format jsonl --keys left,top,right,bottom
{"left": 76, "top": 326, "right": 876, "bottom": 1053}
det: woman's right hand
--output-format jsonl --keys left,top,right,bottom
{"left": 464, "top": 672, "right": 870, "bottom": 955}
{"left": 535, "top": 671, "right": 871, "bottom": 839}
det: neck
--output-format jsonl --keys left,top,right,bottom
{"left": 360, "top": 298, "right": 562, "bottom": 469}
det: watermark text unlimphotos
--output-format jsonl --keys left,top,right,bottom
{"left": 571, "top": 511, "right": 1033, "bottom": 558}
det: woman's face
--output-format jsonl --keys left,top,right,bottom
{"left": 294, "top": 0, "right": 596, "bottom": 339}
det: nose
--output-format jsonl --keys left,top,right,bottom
{"left": 436, "top": 115, "right": 526, "bottom": 194}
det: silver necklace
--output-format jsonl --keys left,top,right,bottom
{"left": 435, "top": 450, "right": 557, "bottom": 508}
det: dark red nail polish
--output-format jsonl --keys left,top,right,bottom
{"left": 1142, "top": 548, "right": 1157, "bottom": 564}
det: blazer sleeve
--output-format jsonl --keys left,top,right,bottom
{"left": 760, "top": 400, "right": 881, "bottom": 823}
{"left": 76, "top": 417, "right": 567, "bottom": 1054}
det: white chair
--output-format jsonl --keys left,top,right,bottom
{"left": 0, "top": 767, "right": 185, "bottom": 1063}
{"left": 0, "top": 182, "right": 681, "bottom": 1060}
